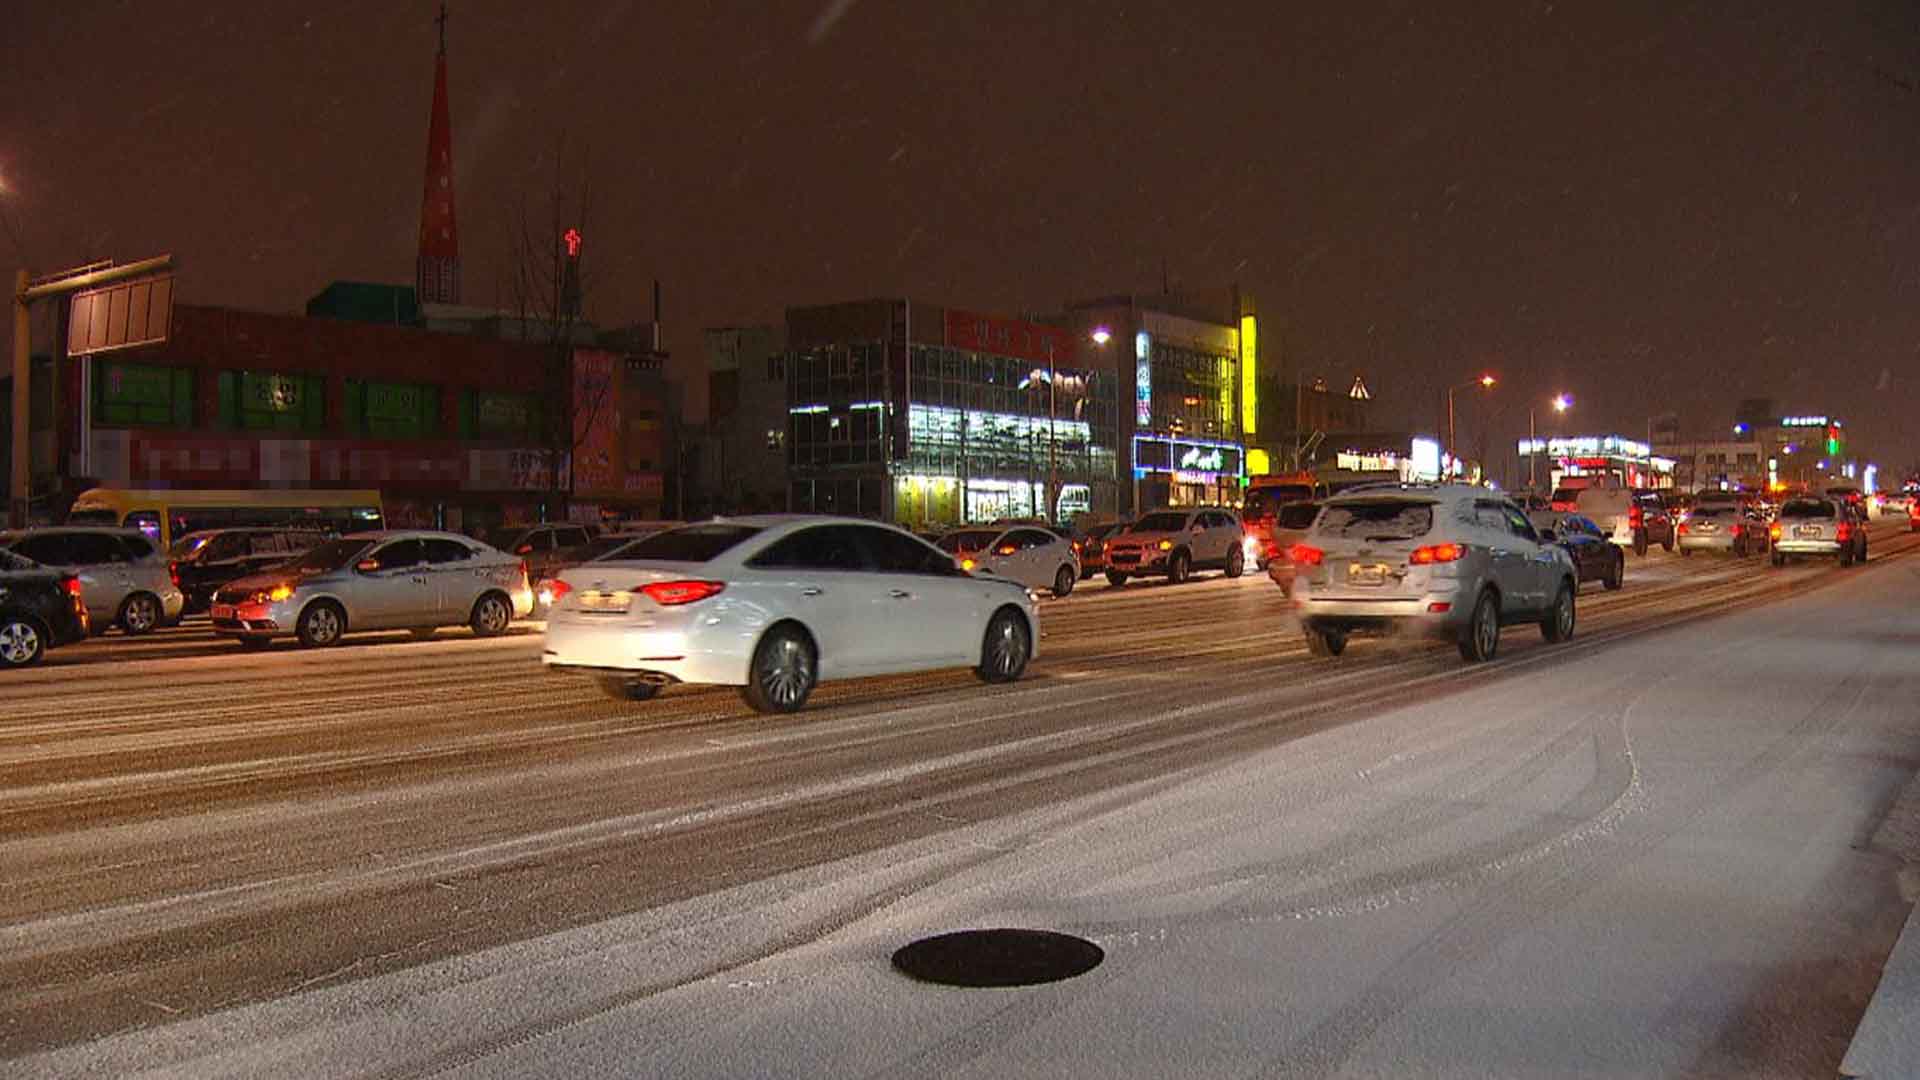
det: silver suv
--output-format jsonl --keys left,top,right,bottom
{"left": 1102, "top": 508, "right": 1246, "bottom": 585}
{"left": 0, "top": 526, "right": 186, "bottom": 635}
{"left": 1768, "top": 496, "right": 1865, "bottom": 567}
{"left": 1291, "top": 484, "right": 1578, "bottom": 662}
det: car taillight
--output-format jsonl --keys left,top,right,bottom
{"left": 545, "top": 579, "right": 572, "bottom": 604}
{"left": 519, "top": 559, "right": 530, "bottom": 583}
{"left": 1410, "top": 542, "right": 1466, "bottom": 564}
{"left": 1629, "top": 505, "right": 1644, "bottom": 528}
{"left": 1728, "top": 524, "right": 1740, "bottom": 537}
{"left": 1264, "top": 539, "right": 1282, "bottom": 559}
{"left": 1676, "top": 523, "right": 1689, "bottom": 535}
{"left": 62, "top": 575, "right": 83, "bottom": 600}
{"left": 1836, "top": 521, "right": 1852, "bottom": 542}
{"left": 641, "top": 580, "right": 726, "bottom": 606}
{"left": 168, "top": 560, "right": 181, "bottom": 589}
{"left": 1288, "top": 544, "right": 1324, "bottom": 566}
{"left": 1769, "top": 523, "right": 1782, "bottom": 540}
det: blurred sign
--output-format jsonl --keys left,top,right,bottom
{"left": 67, "top": 273, "right": 173, "bottom": 356}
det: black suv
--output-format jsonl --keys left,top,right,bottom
{"left": 170, "top": 528, "right": 328, "bottom": 614}
{"left": 0, "top": 548, "right": 91, "bottom": 668}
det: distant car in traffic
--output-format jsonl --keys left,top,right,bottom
{"left": 1769, "top": 497, "right": 1865, "bottom": 567}
{"left": 169, "top": 527, "right": 327, "bottom": 614}
{"left": 1071, "top": 520, "right": 1130, "bottom": 580}
{"left": 530, "top": 525, "right": 686, "bottom": 613}
{"left": 1262, "top": 500, "right": 1321, "bottom": 599}
{"left": 1675, "top": 504, "right": 1767, "bottom": 558}
{"left": 1564, "top": 488, "right": 1672, "bottom": 556}
{"left": 1292, "top": 484, "right": 1578, "bottom": 662}
{"left": 485, "top": 523, "right": 597, "bottom": 583}
{"left": 211, "top": 530, "right": 534, "bottom": 648}
{"left": 0, "top": 548, "right": 91, "bottom": 668}
{"left": 935, "top": 524, "right": 1081, "bottom": 597}
{"left": 0, "top": 526, "right": 185, "bottom": 635}
{"left": 1102, "top": 508, "right": 1246, "bottom": 586}
{"left": 541, "top": 516, "right": 1038, "bottom": 713}
{"left": 1527, "top": 511, "right": 1625, "bottom": 590}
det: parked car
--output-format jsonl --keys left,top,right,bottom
{"left": 1072, "top": 520, "right": 1131, "bottom": 579}
{"left": 0, "top": 526, "right": 185, "bottom": 635}
{"left": 169, "top": 527, "right": 327, "bottom": 614}
{"left": 541, "top": 516, "right": 1039, "bottom": 713}
{"left": 485, "top": 523, "right": 596, "bottom": 583}
{"left": 1769, "top": 497, "right": 1866, "bottom": 567}
{"left": 1527, "top": 511, "right": 1625, "bottom": 589}
{"left": 0, "top": 548, "right": 91, "bottom": 668}
{"left": 1675, "top": 504, "right": 1767, "bottom": 558}
{"left": 1292, "top": 484, "right": 1578, "bottom": 662}
{"left": 210, "top": 530, "right": 534, "bottom": 648}
{"left": 1262, "top": 500, "right": 1322, "bottom": 599}
{"left": 934, "top": 525, "right": 1080, "bottom": 597}
{"left": 1102, "top": 508, "right": 1246, "bottom": 586}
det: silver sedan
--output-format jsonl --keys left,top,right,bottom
{"left": 211, "top": 530, "right": 534, "bottom": 648}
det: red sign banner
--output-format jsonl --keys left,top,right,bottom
{"left": 944, "top": 310, "right": 1078, "bottom": 366}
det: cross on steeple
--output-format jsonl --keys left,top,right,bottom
{"left": 436, "top": 2, "right": 448, "bottom": 55}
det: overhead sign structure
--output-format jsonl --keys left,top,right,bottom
{"left": 67, "top": 273, "right": 174, "bottom": 357}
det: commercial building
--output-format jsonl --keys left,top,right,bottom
{"left": 1517, "top": 434, "right": 1676, "bottom": 491}
{"left": 698, "top": 325, "right": 791, "bottom": 516}
{"left": 1656, "top": 411, "right": 1873, "bottom": 494}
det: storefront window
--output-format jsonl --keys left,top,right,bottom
{"left": 217, "top": 370, "right": 328, "bottom": 432}
{"left": 93, "top": 361, "right": 194, "bottom": 428}
{"left": 345, "top": 379, "right": 439, "bottom": 438}
{"left": 460, "top": 389, "right": 544, "bottom": 441}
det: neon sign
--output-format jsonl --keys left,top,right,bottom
{"left": 1179, "top": 446, "right": 1225, "bottom": 471}
{"left": 1135, "top": 331, "right": 1153, "bottom": 426}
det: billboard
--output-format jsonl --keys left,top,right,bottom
{"left": 944, "top": 309, "right": 1078, "bottom": 366}
{"left": 572, "top": 349, "right": 620, "bottom": 494}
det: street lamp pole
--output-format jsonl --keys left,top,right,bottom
{"left": 1046, "top": 340, "right": 1057, "bottom": 525}
{"left": 1446, "top": 375, "right": 1496, "bottom": 480}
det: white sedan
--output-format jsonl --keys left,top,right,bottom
{"left": 934, "top": 525, "right": 1082, "bottom": 597}
{"left": 541, "top": 516, "right": 1040, "bottom": 713}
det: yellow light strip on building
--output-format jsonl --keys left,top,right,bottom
{"left": 1239, "top": 314, "right": 1257, "bottom": 437}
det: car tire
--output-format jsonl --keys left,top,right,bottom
{"left": 0, "top": 616, "right": 46, "bottom": 668}
{"left": 1052, "top": 565, "right": 1076, "bottom": 599}
{"left": 1106, "top": 571, "right": 1129, "bottom": 587}
{"left": 1167, "top": 551, "right": 1191, "bottom": 585}
{"left": 1604, "top": 556, "right": 1624, "bottom": 591}
{"left": 1457, "top": 590, "right": 1500, "bottom": 663}
{"left": 975, "top": 606, "right": 1032, "bottom": 684}
{"left": 1541, "top": 581, "right": 1576, "bottom": 644}
{"left": 1770, "top": 551, "right": 1786, "bottom": 568}
{"left": 295, "top": 601, "right": 347, "bottom": 648}
{"left": 1304, "top": 625, "right": 1346, "bottom": 657}
{"left": 118, "top": 592, "right": 162, "bottom": 636}
{"left": 469, "top": 592, "right": 513, "bottom": 637}
{"left": 742, "top": 623, "right": 816, "bottom": 714}
{"left": 1224, "top": 544, "right": 1245, "bottom": 579}
{"left": 597, "top": 675, "right": 660, "bottom": 702}
{"left": 1840, "top": 546, "right": 1855, "bottom": 568}
{"left": 1661, "top": 534, "right": 1674, "bottom": 553}
{"left": 1633, "top": 531, "right": 1649, "bottom": 558}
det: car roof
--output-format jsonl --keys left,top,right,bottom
{"left": 339, "top": 529, "right": 488, "bottom": 543}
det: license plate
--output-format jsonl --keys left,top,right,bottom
{"left": 210, "top": 603, "right": 235, "bottom": 619}
{"left": 1347, "top": 563, "right": 1389, "bottom": 586}
{"left": 579, "top": 591, "right": 632, "bottom": 613}
{"left": 1694, "top": 523, "right": 1716, "bottom": 533}
{"left": 1795, "top": 525, "right": 1823, "bottom": 538}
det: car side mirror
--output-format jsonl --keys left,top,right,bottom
{"left": 356, "top": 558, "right": 381, "bottom": 573}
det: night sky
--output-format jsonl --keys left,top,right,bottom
{"left": 7, "top": 1, "right": 1920, "bottom": 475}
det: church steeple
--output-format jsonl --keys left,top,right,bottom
{"left": 416, "top": 2, "right": 460, "bottom": 305}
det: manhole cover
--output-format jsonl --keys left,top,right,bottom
{"left": 891, "top": 928, "right": 1103, "bottom": 988}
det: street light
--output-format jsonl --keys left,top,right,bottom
{"left": 1446, "top": 374, "right": 1496, "bottom": 480}
{"left": 1529, "top": 393, "right": 1574, "bottom": 491}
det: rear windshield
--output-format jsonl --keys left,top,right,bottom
{"left": 936, "top": 530, "right": 1000, "bottom": 552}
{"left": 1317, "top": 501, "right": 1434, "bottom": 541}
{"left": 170, "top": 534, "right": 212, "bottom": 559}
{"left": 1132, "top": 511, "right": 1191, "bottom": 532}
{"left": 1691, "top": 507, "right": 1735, "bottom": 519}
{"left": 1276, "top": 503, "right": 1321, "bottom": 529}
{"left": 1780, "top": 500, "right": 1834, "bottom": 519}
{"left": 1549, "top": 488, "right": 1582, "bottom": 504}
{"left": 1243, "top": 486, "right": 1311, "bottom": 517}
{"left": 607, "top": 524, "right": 763, "bottom": 562}
{"left": 66, "top": 508, "right": 119, "bottom": 525}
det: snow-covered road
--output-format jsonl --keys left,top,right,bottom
{"left": 7, "top": 522, "right": 1920, "bottom": 1077}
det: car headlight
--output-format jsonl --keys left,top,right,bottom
{"left": 1158, "top": 540, "right": 1173, "bottom": 551}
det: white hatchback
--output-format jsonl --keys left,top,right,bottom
{"left": 935, "top": 524, "right": 1081, "bottom": 597}
{"left": 542, "top": 516, "right": 1040, "bottom": 713}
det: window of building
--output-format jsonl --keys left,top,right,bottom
{"left": 766, "top": 355, "right": 786, "bottom": 382}
{"left": 346, "top": 379, "right": 440, "bottom": 438}
{"left": 766, "top": 428, "right": 785, "bottom": 451}
{"left": 217, "top": 370, "right": 328, "bottom": 432}
{"left": 93, "top": 361, "right": 194, "bottom": 428}
{"left": 460, "top": 390, "right": 543, "bottom": 441}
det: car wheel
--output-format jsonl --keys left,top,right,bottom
{"left": 742, "top": 623, "right": 816, "bottom": 714}
{"left": 1840, "top": 546, "right": 1855, "bottom": 568}
{"left": 1304, "top": 625, "right": 1346, "bottom": 657}
{"left": 1604, "top": 556, "right": 1624, "bottom": 591}
{"left": 1167, "top": 551, "right": 1191, "bottom": 584}
{"left": 0, "top": 617, "right": 46, "bottom": 668}
{"left": 295, "top": 601, "right": 346, "bottom": 648}
{"left": 1632, "top": 531, "right": 1648, "bottom": 558}
{"left": 1052, "top": 565, "right": 1076, "bottom": 598}
{"left": 1105, "top": 571, "right": 1129, "bottom": 587}
{"left": 1661, "top": 534, "right": 1674, "bottom": 553}
{"left": 118, "top": 592, "right": 161, "bottom": 636}
{"left": 975, "top": 607, "right": 1032, "bottom": 684}
{"left": 1541, "top": 581, "right": 1576, "bottom": 644}
{"left": 409, "top": 627, "right": 438, "bottom": 641}
{"left": 1770, "top": 551, "right": 1786, "bottom": 568}
{"left": 1457, "top": 590, "right": 1500, "bottom": 663}
{"left": 597, "top": 675, "right": 660, "bottom": 702}
{"left": 469, "top": 593, "right": 512, "bottom": 637}
{"left": 1224, "top": 544, "right": 1245, "bottom": 579}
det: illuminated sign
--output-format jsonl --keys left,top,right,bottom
{"left": 1239, "top": 314, "right": 1257, "bottom": 437}
{"left": 1410, "top": 438, "right": 1442, "bottom": 481}
{"left": 1337, "top": 451, "right": 1401, "bottom": 472}
{"left": 1180, "top": 446, "right": 1225, "bottom": 471}
{"left": 1135, "top": 331, "right": 1153, "bottom": 425}
{"left": 1247, "top": 447, "right": 1270, "bottom": 475}
{"left": 564, "top": 228, "right": 582, "bottom": 258}
{"left": 1780, "top": 415, "right": 1829, "bottom": 427}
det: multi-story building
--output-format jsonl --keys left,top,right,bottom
{"left": 698, "top": 325, "right": 791, "bottom": 516}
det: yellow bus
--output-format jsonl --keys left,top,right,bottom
{"left": 65, "top": 488, "right": 385, "bottom": 550}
